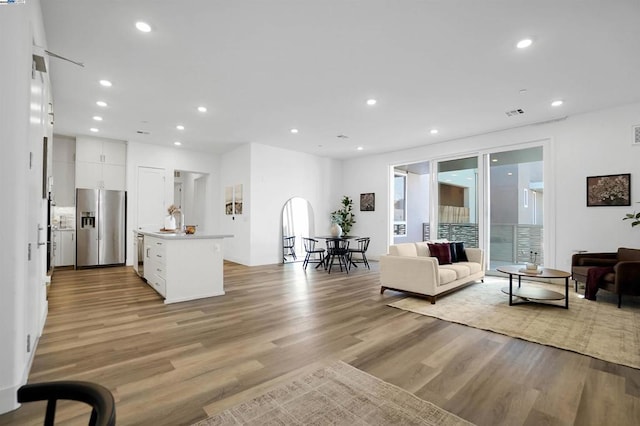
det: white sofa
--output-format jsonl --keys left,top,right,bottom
{"left": 380, "top": 242, "right": 485, "bottom": 304}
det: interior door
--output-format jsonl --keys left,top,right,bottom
{"left": 137, "top": 167, "right": 165, "bottom": 230}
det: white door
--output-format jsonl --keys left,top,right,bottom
{"left": 137, "top": 167, "right": 165, "bottom": 230}
{"left": 192, "top": 176, "right": 207, "bottom": 229}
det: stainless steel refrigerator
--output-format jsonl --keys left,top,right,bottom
{"left": 76, "top": 189, "right": 126, "bottom": 267}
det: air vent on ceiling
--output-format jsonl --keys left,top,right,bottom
{"left": 633, "top": 125, "right": 640, "bottom": 146}
{"left": 32, "top": 54, "right": 47, "bottom": 73}
{"left": 136, "top": 130, "right": 150, "bottom": 135}
{"left": 505, "top": 108, "right": 525, "bottom": 117}
{"left": 336, "top": 134, "right": 349, "bottom": 139}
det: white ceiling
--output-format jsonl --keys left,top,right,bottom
{"left": 41, "top": 0, "right": 640, "bottom": 160}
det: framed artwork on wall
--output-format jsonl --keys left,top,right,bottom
{"left": 234, "top": 184, "right": 243, "bottom": 214}
{"left": 586, "top": 173, "right": 631, "bottom": 206}
{"left": 225, "top": 186, "right": 233, "bottom": 215}
{"left": 360, "top": 193, "right": 375, "bottom": 211}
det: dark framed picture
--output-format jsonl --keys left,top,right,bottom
{"left": 360, "top": 193, "right": 375, "bottom": 211}
{"left": 586, "top": 173, "right": 631, "bottom": 206}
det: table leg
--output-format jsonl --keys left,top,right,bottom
{"left": 509, "top": 274, "right": 513, "bottom": 306}
{"left": 518, "top": 275, "right": 521, "bottom": 288}
{"left": 565, "top": 277, "right": 569, "bottom": 309}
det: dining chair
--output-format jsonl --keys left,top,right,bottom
{"left": 283, "top": 236, "right": 297, "bottom": 263}
{"left": 326, "top": 238, "right": 350, "bottom": 273}
{"left": 348, "top": 237, "right": 371, "bottom": 270}
{"left": 17, "top": 380, "right": 116, "bottom": 426}
{"left": 302, "top": 237, "right": 326, "bottom": 270}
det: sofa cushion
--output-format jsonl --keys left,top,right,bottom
{"left": 618, "top": 247, "right": 640, "bottom": 261}
{"left": 415, "top": 242, "right": 430, "bottom": 257}
{"left": 438, "top": 268, "right": 457, "bottom": 285}
{"left": 578, "top": 257, "right": 617, "bottom": 267}
{"left": 428, "top": 243, "right": 452, "bottom": 265}
{"left": 440, "top": 264, "right": 472, "bottom": 279}
{"left": 389, "top": 243, "right": 417, "bottom": 257}
{"left": 456, "top": 261, "right": 481, "bottom": 274}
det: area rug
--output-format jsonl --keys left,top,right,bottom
{"left": 388, "top": 277, "right": 640, "bottom": 369}
{"left": 192, "top": 361, "right": 473, "bottom": 425}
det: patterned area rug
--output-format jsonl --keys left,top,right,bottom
{"left": 388, "top": 277, "right": 640, "bottom": 369}
{"left": 192, "top": 361, "right": 473, "bottom": 425}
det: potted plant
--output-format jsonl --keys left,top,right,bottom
{"left": 623, "top": 202, "right": 640, "bottom": 227}
{"left": 331, "top": 196, "right": 356, "bottom": 236}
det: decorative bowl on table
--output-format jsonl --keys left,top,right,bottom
{"left": 185, "top": 225, "right": 196, "bottom": 234}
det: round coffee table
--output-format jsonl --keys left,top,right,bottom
{"left": 496, "top": 265, "right": 571, "bottom": 309}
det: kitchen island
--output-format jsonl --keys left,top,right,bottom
{"left": 137, "top": 231, "right": 233, "bottom": 304}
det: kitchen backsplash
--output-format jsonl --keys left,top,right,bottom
{"left": 53, "top": 206, "right": 75, "bottom": 229}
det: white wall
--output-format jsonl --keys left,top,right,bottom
{"left": 126, "top": 141, "right": 221, "bottom": 265}
{"left": 343, "top": 102, "right": 640, "bottom": 270}
{"left": 0, "top": 0, "right": 50, "bottom": 414}
{"left": 221, "top": 143, "right": 342, "bottom": 266}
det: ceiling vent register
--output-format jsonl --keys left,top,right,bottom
{"left": 633, "top": 125, "right": 640, "bottom": 145}
{"left": 505, "top": 109, "right": 525, "bottom": 117}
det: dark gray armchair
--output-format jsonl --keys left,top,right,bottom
{"left": 571, "top": 247, "right": 640, "bottom": 308}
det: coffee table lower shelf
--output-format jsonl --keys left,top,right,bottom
{"left": 501, "top": 287, "right": 565, "bottom": 304}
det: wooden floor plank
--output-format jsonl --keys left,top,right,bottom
{"left": 1, "top": 262, "right": 639, "bottom": 426}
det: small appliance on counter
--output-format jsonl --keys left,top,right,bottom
{"left": 76, "top": 189, "right": 126, "bottom": 268}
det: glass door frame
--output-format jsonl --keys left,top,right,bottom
{"left": 388, "top": 137, "right": 554, "bottom": 271}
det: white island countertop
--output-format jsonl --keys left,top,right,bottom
{"left": 137, "top": 230, "right": 233, "bottom": 240}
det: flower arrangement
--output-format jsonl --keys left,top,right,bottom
{"left": 167, "top": 204, "right": 180, "bottom": 215}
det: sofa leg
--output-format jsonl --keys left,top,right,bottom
{"left": 380, "top": 286, "right": 387, "bottom": 295}
{"left": 618, "top": 294, "right": 622, "bottom": 308}
{"left": 430, "top": 296, "right": 436, "bottom": 304}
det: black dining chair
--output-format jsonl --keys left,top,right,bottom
{"left": 326, "top": 238, "right": 350, "bottom": 273}
{"left": 348, "top": 237, "right": 371, "bottom": 270}
{"left": 302, "top": 237, "right": 326, "bottom": 270}
{"left": 283, "top": 236, "right": 297, "bottom": 263}
{"left": 17, "top": 380, "right": 116, "bottom": 426}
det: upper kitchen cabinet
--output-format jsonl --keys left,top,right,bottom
{"left": 52, "top": 135, "right": 76, "bottom": 206}
{"left": 76, "top": 136, "right": 126, "bottom": 190}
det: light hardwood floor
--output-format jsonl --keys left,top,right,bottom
{"left": 1, "top": 262, "right": 639, "bottom": 425}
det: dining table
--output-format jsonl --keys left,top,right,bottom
{"left": 313, "top": 235, "right": 360, "bottom": 272}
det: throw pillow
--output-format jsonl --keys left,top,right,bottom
{"left": 449, "top": 242, "right": 459, "bottom": 263}
{"left": 428, "top": 242, "right": 452, "bottom": 265}
{"left": 453, "top": 242, "right": 468, "bottom": 262}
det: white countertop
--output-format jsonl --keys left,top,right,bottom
{"left": 136, "top": 230, "right": 233, "bottom": 240}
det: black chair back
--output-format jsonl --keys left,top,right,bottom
{"left": 17, "top": 380, "right": 116, "bottom": 426}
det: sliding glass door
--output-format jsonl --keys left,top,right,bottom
{"left": 436, "top": 157, "right": 479, "bottom": 248}
{"left": 488, "top": 147, "right": 543, "bottom": 270}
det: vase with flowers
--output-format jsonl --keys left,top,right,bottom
{"left": 525, "top": 251, "right": 539, "bottom": 271}
{"left": 623, "top": 202, "right": 640, "bottom": 228}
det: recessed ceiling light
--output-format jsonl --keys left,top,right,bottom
{"left": 96, "top": 101, "right": 107, "bottom": 107}
{"left": 507, "top": 172, "right": 513, "bottom": 176}
{"left": 430, "top": 129, "right": 439, "bottom": 135}
{"left": 357, "top": 146, "right": 364, "bottom": 151}
{"left": 135, "top": 21, "right": 152, "bottom": 33}
{"left": 197, "top": 106, "right": 207, "bottom": 113}
{"left": 176, "top": 125, "right": 185, "bottom": 130}
{"left": 90, "top": 128, "right": 99, "bottom": 133}
{"left": 99, "top": 80, "right": 112, "bottom": 87}
{"left": 517, "top": 38, "right": 533, "bottom": 49}
{"left": 551, "top": 100, "right": 564, "bottom": 107}
{"left": 290, "top": 128, "right": 299, "bottom": 134}
{"left": 174, "top": 141, "right": 182, "bottom": 146}
{"left": 93, "top": 116, "right": 103, "bottom": 121}
{"left": 366, "top": 99, "right": 377, "bottom": 106}
{"left": 491, "top": 158, "right": 498, "bottom": 162}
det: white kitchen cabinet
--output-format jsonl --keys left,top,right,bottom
{"left": 52, "top": 136, "right": 76, "bottom": 206}
{"left": 53, "top": 230, "right": 75, "bottom": 266}
{"left": 52, "top": 160, "right": 75, "bottom": 206}
{"left": 76, "top": 137, "right": 126, "bottom": 190}
{"left": 144, "top": 236, "right": 167, "bottom": 297}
